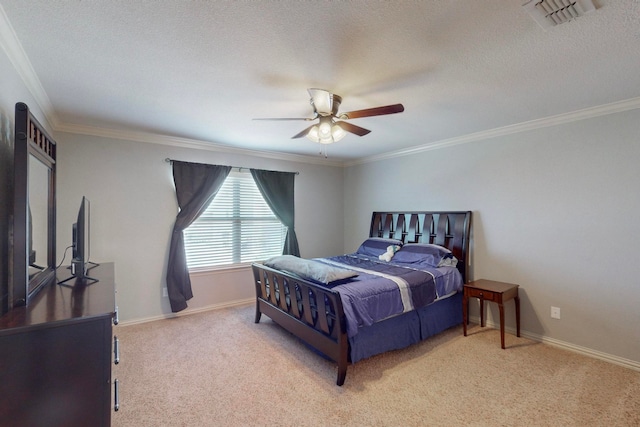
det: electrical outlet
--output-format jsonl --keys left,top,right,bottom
{"left": 163, "top": 287, "right": 168, "bottom": 298}
{"left": 551, "top": 306, "right": 561, "bottom": 319}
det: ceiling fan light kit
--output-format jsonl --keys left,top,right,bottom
{"left": 254, "top": 88, "right": 404, "bottom": 147}
{"left": 307, "top": 116, "right": 346, "bottom": 144}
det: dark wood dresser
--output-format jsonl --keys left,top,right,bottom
{"left": 0, "top": 263, "right": 118, "bottom": 427}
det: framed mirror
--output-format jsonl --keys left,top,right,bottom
{"left": 12, "top": 102, "right": 56, "bottom": 307}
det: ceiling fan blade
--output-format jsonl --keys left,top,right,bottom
{"left": 292, "top": 124, "right": 316, "bottom": 139}
{"left": 339, "top": 103, "right": 404, "bottom": 119}
{"left": 336, "top": 121, "right": 371, "bottom": 137}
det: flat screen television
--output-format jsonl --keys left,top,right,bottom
{"left": 59, "top": 196, "right": 99, "bottom": 285}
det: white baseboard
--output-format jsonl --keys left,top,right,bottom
{"left": 118, "top": 298, "right": 254, "bottom": 327}
{"left": 470, "top": 315, "right": 640, "bottom": 372}
{"left": 120, "top": 306, "right": 639, "bottom": 372}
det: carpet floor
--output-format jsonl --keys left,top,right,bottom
{"left": 112, "top": 304, "right": 640, "bottom": 427}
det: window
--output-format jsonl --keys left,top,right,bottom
{"left": 183, "top": 171, "right": 286, "bottom": 270}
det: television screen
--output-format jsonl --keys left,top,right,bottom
{"left": 60, "top": 196, "right": 99, "bottom": 285}
{"left": 73, "top": 196, "right": 89, "bottom": 266}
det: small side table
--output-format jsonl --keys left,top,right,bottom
{"left": 463, "top": 279, "right": 520, "bottom": 349}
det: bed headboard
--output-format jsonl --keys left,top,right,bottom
{"left": 369, "top": 211, "right": 472, "bottom": 283}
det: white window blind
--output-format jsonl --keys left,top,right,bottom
{"left": 184, "top": 171, "right": 286, "bottom": 270}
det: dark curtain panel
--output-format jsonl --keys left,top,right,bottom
{"left": 250, "top": 169, "right": 300, "bottom": 257}
{"left": 167, "top": 161, "right": 231, "bottom": 312}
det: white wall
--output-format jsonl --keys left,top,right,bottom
{"left": 344, "top": 108, "right": 640, "bottom": 365}
{"left": 56, "top": 133, "right": 345, "bottom": 322}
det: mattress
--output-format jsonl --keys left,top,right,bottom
{"left": 316, "top": 254, "right": 463, "bottom": 338}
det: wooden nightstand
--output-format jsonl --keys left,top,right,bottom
{"left": 463, "top": 279, "right": 520, "bottom": 349}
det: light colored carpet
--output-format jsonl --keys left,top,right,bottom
{"left": 112, "top": 305, "right": 640, "bottom": 427}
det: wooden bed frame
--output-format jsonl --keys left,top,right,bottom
{"left": 252, "top": 211, "right": 472, "bottom": 386}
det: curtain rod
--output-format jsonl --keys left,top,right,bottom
{"left": 164, "top": 158, "right": 299, "bottom": 175}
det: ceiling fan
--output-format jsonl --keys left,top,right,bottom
{"left": 254, "top": 88, "right": 404, "bottom": 144}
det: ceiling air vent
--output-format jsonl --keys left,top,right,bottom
{"left": 522, "top": 0, "right": 596, "bottom": 30}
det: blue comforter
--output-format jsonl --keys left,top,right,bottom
{"left": 314, "top": 254, "right": 463, "bottom": 337}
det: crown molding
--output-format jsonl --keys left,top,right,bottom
{"left": 346, "top": 96, "right": 640, "bottom": 167}
{"left": 0, "top": 4, "right": 58, "bottom": 129}
{"left": 56, "top": 122, "right": 345, "bottom": 167}
{"left": 37, "top": 94, "right": 640, "bottom": 170}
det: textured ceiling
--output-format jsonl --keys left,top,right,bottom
{"left": 1, "top": 0, "right": 639, "bottom": 163}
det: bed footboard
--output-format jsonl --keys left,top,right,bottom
{"left": 252, "top": 263, "right": 349, "bottom": 386}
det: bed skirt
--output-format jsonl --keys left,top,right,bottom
{"left": 349, "top": 292, "right": 463, "bottom": 363}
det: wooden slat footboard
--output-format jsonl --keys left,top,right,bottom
{"left": 252, "top": 263, "right": 349, "bottom": 386}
